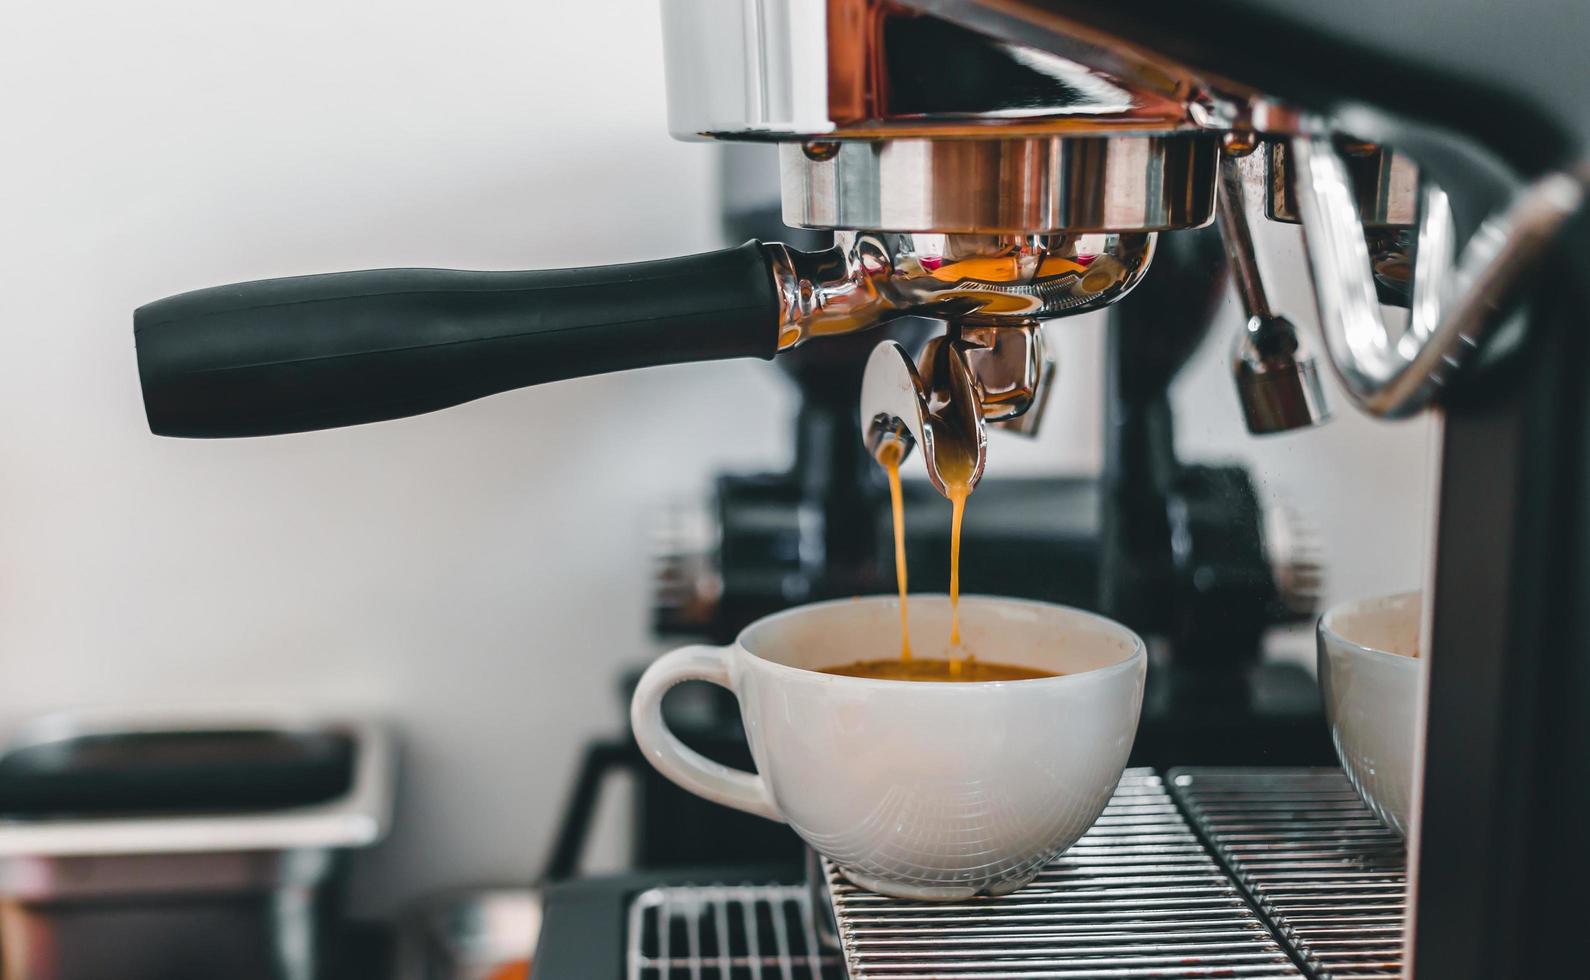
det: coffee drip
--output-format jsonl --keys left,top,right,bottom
{"left": 879, "top": 441, "right": 912, "bottom": 661}
{"left": 868, "top": 331, "right": 990, "bottom": 678}
{"left": 874, "top": 434, "right": 977, "bottom": 677}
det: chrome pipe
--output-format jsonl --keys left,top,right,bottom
{"left": 1216, "top": 154, "right": 1330, "bottom": 434}
{"left": 1291, "top": 134, "right": 1586, "bottom": 418}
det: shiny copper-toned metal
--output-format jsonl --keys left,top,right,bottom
{"left": 1222, "top": 130, "right": 1259, "bottom": 157}
{"left": 823, "top": 0, "right": 881, "bottom": 129}
{"left": 915, "top": 320, "right": 1051, "bottom": 425}
{"left": 858, "top": 321, "right": 1051, "bottom": 494}
{"left": 660, "top": 0, "right": 1207, "bottom": 141}
{"left": 954, "top": 321, "right": 1048, "bottom": 424}
{"left": 860, "top": 339, "right": 987, "bottom": 496}
{"left": 764, "top": 229, "right": 1156, "bottom": 350}
{"left": 821, "top": 0, "right": 1194, "bottom": 134}
{"left": 1268, "top": 140, "right": 1420, "bottom": 226}
{"left": 781, "top": 136, "right": 1219, "bottom": 233}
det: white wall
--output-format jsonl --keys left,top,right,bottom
{"left": 0, "top": 1, "right": 1436, "bottom": 917}
{"left": 1168, "top": 214, "right": 1438, "bottom": 614}
{"left": 0, "top": 0, "right": 793, "bottom": 915}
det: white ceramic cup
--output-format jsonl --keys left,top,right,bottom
{"left": 1317, "top": 591, "right": 1424, "bottom": 837}
{"left": 630, "top": 594, "right": 1147, "bottom": 900}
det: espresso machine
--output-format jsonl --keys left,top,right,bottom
{"left": 131, "top": 1, "right": 1587, "bottom": 978}
{"left": 573, "top": 146, "right": 1331, "bottom": 881}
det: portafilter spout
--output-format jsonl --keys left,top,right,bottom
{"left": 859, "top": 338, "right": 987, "bottom": 498}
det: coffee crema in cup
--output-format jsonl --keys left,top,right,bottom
{"left": 821, "top": 657, "right": 1054, "bottom": 682}
{"left": 630, "top": 594, "right": 1149, "bottom": 899}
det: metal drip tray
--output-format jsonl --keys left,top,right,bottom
{"left": 820, "top": 769, "right": 1301, "bottom": 979}
{"left": 620, "top": 769, "right": 1411, "bottom": 980}
{"left": 628, "top": 883, "right": 846, "bottom": 979}
{"left": 1168, "top": 769, "right": 1407, "bottom": 980}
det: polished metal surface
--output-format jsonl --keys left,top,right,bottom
{"left": 863, "top": 319, "right": 1055, "bottom": 487}
{"left": 661, "top": 0, "right": 831, "bottom": 140}
{"left": 1232, "top": 313, "right": 1332, "bottom": 435}
{"left": 1169, "top": 769, "right": 1408, "bottom": 980}
{"left": 992, "top": 350, "right": 1057, "bottom": 437}
{"left": 659, "top": 0, "right": 1200, "bottom": 141}
{"left": 920, "top": 321, "right": 1049, "bottom": 425}
{"left": 1218, "top": 153, "right": 1330, "bottom": 434}
{"left": 1268, "top": 142, "right": 1420, "bottom": 227}
{"left": 662, "top": 0, "right": 1584, "bottom": 425}
{"left": 821, "top": 769, "right": 1303, "bottom": 979}
{"left": 765, "top": 230, "right": 1156, "bottom": 350}
{"left": 781, "top": 136, "right": 1219, "bottom": 233}
{"left": 859, "top": 339, "right": 986, "bottom": 497}
{"left": 1290, "top": 133, "right": 1586, "bottom": 418}
{"left": 627, "top": 883, "right": 843, "bottom": 979}
{"left": 1270, "top": 142, "right": 1422, "bottom": 310}
{"left": 1223, "top": 155, "right": 1281, "bottom": 322}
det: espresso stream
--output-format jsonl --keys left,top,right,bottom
{"left": 824, "top": 433, "right": 1058, "bottom": 683}
{"left": 880, "top": 441, "right": 913, "bottom": 661}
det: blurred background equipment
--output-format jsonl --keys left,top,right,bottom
{"left": 394, "top": 887, "right": 538, "bottom": 980}
{"left": 0, "top": 708, "right": 393, "bottom": 979}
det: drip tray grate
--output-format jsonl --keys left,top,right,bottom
{"left": 623, "top": 770, "right": 1409, "bottom": 980}
{"left": 628, "top": 883, "right": 847, "bottom": 979}
{"left": 1168, "top": 768, "right": 1407, "bottom": 980}
{"left": 821, "top": 769, "right": 1302, "bottom": 979}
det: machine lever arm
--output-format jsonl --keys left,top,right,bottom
{"left": 134, "top": 241, "right": 780, "bottom": 437}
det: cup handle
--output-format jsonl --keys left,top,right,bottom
{"left": 629, "top": 645, "right": 782, "bottom": 822}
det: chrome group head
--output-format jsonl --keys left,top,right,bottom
{"left": 662, "top": 0, "right": 1587, "bottom": 487}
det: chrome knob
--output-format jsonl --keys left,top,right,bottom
{"left": 1233, "top": 313, "right": 1331, "bottom": 435}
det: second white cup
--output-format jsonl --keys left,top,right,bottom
{"left": 1318, "top": 591, "right": 1425, "bottom": 837}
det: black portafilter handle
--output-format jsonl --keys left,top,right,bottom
{"left": 134, "top": 240, "right": 781, "bottom": 437}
